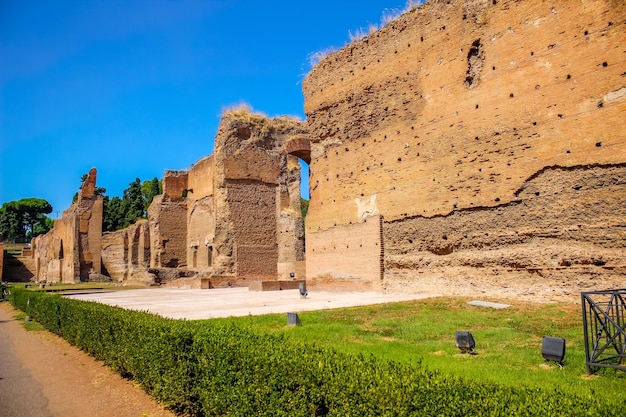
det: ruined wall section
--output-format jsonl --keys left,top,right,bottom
{"left": 187, "top": 155, "right": 216, "bottom": 271}
{"left": 101, "top": 219, "right": 153, "bottom": 283}
{"left": 304, "top": 0, "right": 625, "bottom": 229}
{"left": 306, "top": 215, "right": 383, "bottom": 291}
{"left": 384, "top": 165, "right": 626, "bottom": 296}
{"left": 212, "top": 111, "right": 307, "bottom": 280}
{"left": 33, "top": 168, "right": 103, "bottom": 283}
{"left": 277, "top": 155, "right": 306, "bottom": 280}
{"left": 148, "top": 193, "right": 187, "bottom": 269}
{"left": 302, "top": 0, "right": 625, "bottom": 292}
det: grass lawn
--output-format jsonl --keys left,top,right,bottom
{"left": 209, "top": 296, "right": 625, "bottom": 402}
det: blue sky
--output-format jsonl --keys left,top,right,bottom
{"left": 1, "top": 0, "right": 411, "bottom": 217}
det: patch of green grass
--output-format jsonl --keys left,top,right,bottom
{"left": 207, "top": 297, "right": 625, "bottom": 402}
{"left": 13, "top": 311, "right": 46, "bottom": 331}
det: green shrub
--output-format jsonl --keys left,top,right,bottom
{"left": 11, "top": 288, "right": 621, "bottom": 416}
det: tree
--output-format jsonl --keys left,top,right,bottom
{"left": 141, "top": 177, "right": 162, "bottom": 212}
{"left": 103, "top": 196, "right": 124, "bottom": 232}
{"left": 121, "top": 178, "right": 145, "bottom": 228}
{"left": 0, "top": 198, "right": 53, "bottom": 242}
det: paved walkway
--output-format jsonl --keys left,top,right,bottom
{"left": 64, "top": 287, "right": 439, "bottom": 319}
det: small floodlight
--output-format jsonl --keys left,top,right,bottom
{"left": 542, "top": 336, "right": 566, "bottom": 365}
{"left": 287, "top": 312, "right": 301, "bottom": 326}
{"left": 455, "top": 331, "right": 476, "bottom": 353}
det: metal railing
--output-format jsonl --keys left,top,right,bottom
{"left": 581, "top": 289, "right": 626, "bottom": 374}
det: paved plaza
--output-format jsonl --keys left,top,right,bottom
{"left": 65, "top": 287, "right": 439, "bottom": 320}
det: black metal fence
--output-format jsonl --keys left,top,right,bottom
{"left": 581, "top": 289, "right": 626, "bottom": 374}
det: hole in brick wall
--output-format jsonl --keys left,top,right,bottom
{"left": 566, "top": 150, "right": 570, "bottom": 153}
{"left": 532, "top": 121, "right": 537, "bottom": 125}
{"left": 510, "top": 93, "right": 514, "bottom": 98}
{"left": 535, "top": 192, "right": 540, "bottom": 196}
{"left": 602, "top": 61, "right": 608, "bottom": 67}
{"left": 535, "top": 84, "right": 541, "bottom": 90}
{"left": 421, "top": 36, "right": 424, "bottom": 42}
{"left": 463, "top": 14, "right": 467, "bottom": 20}
{"left": 495, "top": 198, "right": 500, "bottom": 202}
{"left": 464, "top": 39, "right": 483, "bottom": 88}
{"left": 598, "top": 101, "right": 604, "bottom": 108}
{"left": 596, "top": 142, "right": 602, "bottom": 147}
{"left": 584, "top": 30, "right": 588, "bottom": 35}
{"left": 531, "top": 51, "right": 534, "bottom": 56}
{"left": 398, "top": 157, "right": 402, "bottom": 162}
{"left": 492, "top": 66, "right": 496, "bottom": 70}
{"left": 558, "top": 114, "right": 563, "bottom": 118}
{"left": 566, "top": 74, "right": 571, "bottom": 79}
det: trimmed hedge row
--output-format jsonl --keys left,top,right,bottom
{"left": 11, "top": 288, "right": 618, "bottom": 416}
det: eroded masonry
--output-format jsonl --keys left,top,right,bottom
{"left": 302, "top": 0, "right": 626, "bottom": 295}
{"left": 35, "top": 112, "right": 310, "bottom": 287}
{"left": 33, "top": 0, "right": 625, "bottom": 299}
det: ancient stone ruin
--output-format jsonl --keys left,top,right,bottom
{"left": 95, "top": 109, "right": 308, "bottom": 287}
{"left": 29, "top": 0, "right": 625, "bottom": 301}
{"left": 302, "top": 0, "right": 626, "bottom": 298}
{"left": 33, "top": 168, "right": 103, "bottom": 283}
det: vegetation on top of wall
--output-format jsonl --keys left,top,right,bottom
{"left": 222, "top": 103, "right": 304, "bottom": 135}
{"left": 309, "top": 0, "right": 424, "bottom": 68}
{"left": 8, "top": 287, "right": 622, "bottom": 417}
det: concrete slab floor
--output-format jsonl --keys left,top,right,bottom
{"left": 64, "top": 287, "right": 440, "bottom": 320}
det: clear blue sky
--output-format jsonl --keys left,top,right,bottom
{"left": 1, "top": 0, "right": 411, "bottom": 218}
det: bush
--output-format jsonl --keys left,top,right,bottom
{"left": 10, "top": 288, "right": 620, "bottom": 416}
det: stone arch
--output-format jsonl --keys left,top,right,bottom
{"left": 284, "top": 137, "right": 311, "bottom": 164}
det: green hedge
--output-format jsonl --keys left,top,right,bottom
{"left": 10, "top": 288, "right": 619, "bottom": 416}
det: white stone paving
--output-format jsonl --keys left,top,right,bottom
{"left": 64, "top": 287, "right": 439, "bottom": 320}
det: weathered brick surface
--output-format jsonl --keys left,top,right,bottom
{"left": 302, "top": 0, "right": 626, "bottom": 297}
{"left": 33, "top": 168, "right": 103, "bottom": 283}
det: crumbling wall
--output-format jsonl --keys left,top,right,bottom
{"left": 33, "top": 168, "right": 103, "bottom": 283}
{"left": 306, "top": 215, "right": 383, "bottom": 291}
{"left": 148, "top": 192, "right": 188, "bottom": 269}
{"left": 302, "top": 0, "right": 626, "bottom": 294}
{"left": 101, "top": 219, "right": 152, "bottom": 283}
{"left": 211, "top": 111, "right": 308, "bottom": 282}
{"left": 187, "top": 156, "right": 216, "bottom": 271}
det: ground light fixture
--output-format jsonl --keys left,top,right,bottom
{"left": 542, "top": 336, "right": 566, "bottom": 366}
{"left": 287, "top": 312, "right": 301, "bottom": 326}
{"left": 455, "top": 331, "right": 476, "bottom": 353}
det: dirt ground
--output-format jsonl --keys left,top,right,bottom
{"left": 0, "top": 302, "right": 175, "bottom": 417}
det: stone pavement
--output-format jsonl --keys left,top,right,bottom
{"left": 65, "top": 287, "right": 440, "bottom": 320}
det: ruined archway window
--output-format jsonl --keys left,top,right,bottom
{"left": 207, "top": 246, "right": 213, "bottom": 267}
